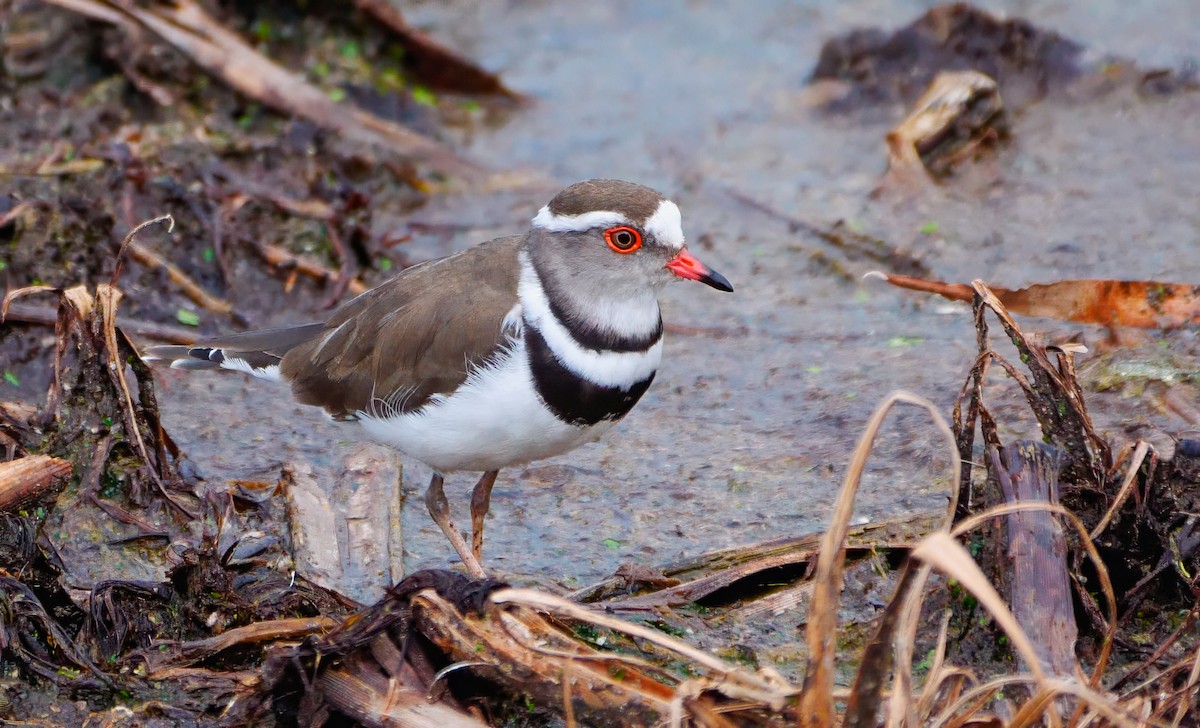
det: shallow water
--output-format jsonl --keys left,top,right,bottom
{"left": 158, "top": 0, "right": 1200, "bottom": 602}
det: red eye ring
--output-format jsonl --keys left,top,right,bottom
{"left": 604, "top": 226, "right": 642, "bottom": 254}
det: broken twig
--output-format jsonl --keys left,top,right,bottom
{"left": 0, "top": 455, "right": 73, "bottom": 512}
{"left": 44, "top": 0, "right": 482, "bottom": 176}
{"left": 125, "top": 238, "right": 234, "bottom": 316}
{"left": 253, "top": 241, "right": 369, "bottom": 296}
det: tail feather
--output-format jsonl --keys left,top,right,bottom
{"left": 142, "top": 323, "right": 325, "bottom": 382}
{"left": 140, "top": 345, "right": 197, "bottom": 366}
{"left": 168, "top": 358, "right": 226, "bottom": 372}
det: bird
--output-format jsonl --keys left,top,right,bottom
{"left": 144, "top": 179, "right": 733, "bottom": 578}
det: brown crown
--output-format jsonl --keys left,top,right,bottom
{"left": 545, "top": 179, "right": 666, "bottom": 225}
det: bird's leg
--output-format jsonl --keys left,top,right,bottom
{"left": 423, "top": 473, "right": 486, "bottom": 578}
{"left": 469, "top": 470, "right": 499, "bottom": 563}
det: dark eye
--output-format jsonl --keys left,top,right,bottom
{"left": 604, "top": 226, "right": 643, "bottom": 253}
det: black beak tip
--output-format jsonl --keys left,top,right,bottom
{"left": 703, "top": 269, "right": 734, "bottom": 293}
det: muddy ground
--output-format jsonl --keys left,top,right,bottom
{"left": 2, "top": 0, "right": 1200, "bottom": 724}
{"left": 127, "top": 0, "right": 1200, "bottom": 594}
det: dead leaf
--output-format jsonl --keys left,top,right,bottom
{"left": 871, "top": 272, "right": 1200, "bottom": 329}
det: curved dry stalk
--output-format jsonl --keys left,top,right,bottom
{"left": 887, "top": 474, "right": 983, "bottom": 726}
{"left": 912, "top": 532, "right": 1066, "bottom": 725}
{"left": 930, "top": 675, "right": 1035, "bottom": 728}
{"left": 884, "top": 561, "right": 932, "bottom": 728}
{"left": 96, "top": 284, "right": 196, "bottom": 519}
{"left": 490, "top": 608, "right": 683, "bottom": 687}
{"left": 1016, "top": 679, "right": 1144, "bottom": 728}
{"left": 933, "top": 674, "right": 1141, "bottom": 728}
{"left": 915, "top": 610, "right": 977, "bottom": 720}
{"left": 912, "top": 532, "right": 1048, "bottom": 682}
{"left": 805, "top": 390, "right": 961, "bottom": 727}
{"left": 488, "top": 588, "right": 793, "bottom": 710}
{"left": 1170, "top": 644, "right": 1200, "bottom": 727}
{"left": 912, "top": 517, "right": 1133, "bottom": 727}
{"left": 111, "top": 213, "right": 174, "bottom": 286}
{"left": 1007, "top": 687, "right": 1061, "bottom": 728}
{"left": 819, "top": 391, "right": 961, "bottom": 728}
{"left": 916, "top": 665, "right": 974, "bottom": 722}
{"left": 1, "top": 285, "right": 59, "bottom": 320}
{"left": 1089, "top": 440, "right": 1149, "bottom": 540}
{"left": 562, "top": 661, "right": 578, "bottom": 728}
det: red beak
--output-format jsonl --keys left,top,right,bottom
{"left": 665, "top": 248, "right": 733, "bottom": 292}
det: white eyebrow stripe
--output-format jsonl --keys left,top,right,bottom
{"left": 531, "top": 206, "right": 633, "bottom": 233}
{"left": 643, "top": 199, "right": 684, "bottom": 250}
{"left": 531, "top": 199, "right": 685, "bottom": 250}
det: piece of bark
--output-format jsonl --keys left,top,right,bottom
{"left": 0, "top": 455, "right": 73, "bottom": 512}
{"left": 573, "top": 511, "right": 940, "bottom": 604}
{"left": 990, "top": 441, "right": 1079, "bottom": 678}
{"left": 885, "top": 70, "right": 1007, "bottom": 182}
{"left": 283, "top": 463, "right": 343, "bottom": 593}
{"left": 341, "top": 447, "right": 402, "bottom": 601}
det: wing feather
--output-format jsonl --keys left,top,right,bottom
{"left": 280, "top": 235, "right": 523, "bottom": 418}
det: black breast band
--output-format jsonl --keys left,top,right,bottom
{"left": 525, "top": 326, "right": 655, "bottom": 426}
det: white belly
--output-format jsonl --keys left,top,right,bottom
{"left": 356, "top": 342, "right": 615, "bottom": 473}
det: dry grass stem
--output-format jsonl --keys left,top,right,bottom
{"left": 145, "top": 617, "right": 338, "bottom": 672}
{"left": 489, "top": 588, "right": 793, "bottom": 709}
{"left": 1089, "top": 440, "right": 1149, "bottom": 540}
{"left": 913, "top": 532, "right": 1048, "bottom": 682}
{"left": 254, "top": 242, "right": 369, "bottom": 296}
{"left": 803, "top": 391, "right": 961, "bottom": 726}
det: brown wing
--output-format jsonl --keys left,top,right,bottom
{"left": 279, "top": 235, "right": 523, "bottom": 418}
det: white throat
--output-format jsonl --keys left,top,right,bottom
{"left": 517, "top": 252, "right": 663, "bottom": 387}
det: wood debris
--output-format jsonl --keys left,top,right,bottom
{"left": 43, "top": 0, "right": 482, "bottom": 176}
{"left": 0, "top": 455, "right": 72, "bottom": 512}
